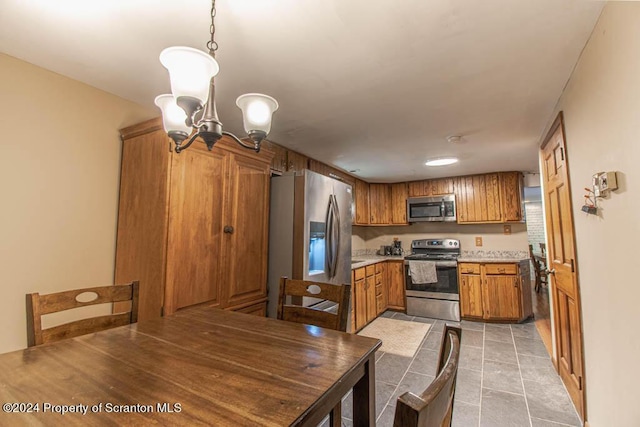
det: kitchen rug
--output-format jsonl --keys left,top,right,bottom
{"left": 357, "top": 317, "right": 430, "bottom": 358}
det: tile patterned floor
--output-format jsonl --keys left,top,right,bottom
{"left": 322, "top": 311, "right": 581, "bottom": 427}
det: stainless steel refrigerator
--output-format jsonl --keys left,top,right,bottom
{"left": 267, "top": 170, "right": 353, "bottom": 318}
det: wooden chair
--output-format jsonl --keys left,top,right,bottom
{"left": 277, "top": 277, "right": 351, "bottom": 332}
{"left": 277, "top": 277, "right": 351, "bottom": 427}
{"left": 539, "top": 242, "right": 546, "bottom": 256}
{"left": 393, "top": 325, "right": 462, "bottom": 427}
{"left": 529, "top": 244, "right": 548, "bottom": 293}
{"left": 26, "top": 281, "right": 139, "bottom": 347}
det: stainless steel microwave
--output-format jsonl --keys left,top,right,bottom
{"left": 407, "top": 195, "right": 456, "bottom": 222}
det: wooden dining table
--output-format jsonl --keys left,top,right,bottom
{"left": 0, "top": 306, "right": 381, "bottom": 426}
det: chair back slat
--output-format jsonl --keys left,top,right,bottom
{"left": 394, "top": 326, "right": 462, "bottom": 427}
{"left": 37, "top": 285, "right": 136, "bottom": 315}
{"left": 41, "top": 313, "right": 133, "bottom": 343}
{"left": 277, "top": 277, "right": 351, "bottom": 332}
{"left": 26, "top": 281, "right": 139, "bottom": 347}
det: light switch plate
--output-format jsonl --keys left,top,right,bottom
{"left": 475, "top": 237, "right": 483, "bottom": 247}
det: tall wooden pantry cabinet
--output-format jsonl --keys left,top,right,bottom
{"left": 114, "top": 118, "right": 274, "bottom": 320}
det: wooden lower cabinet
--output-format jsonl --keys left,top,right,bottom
{"left": 459, "top": 261, "right": 532, "bottom": 322}
{"left": 387, "top": 261, "right": 406, "bottom": 310}
{"left": 352, "top": 261, "right": 400, "bottom": 332}
{"left": 459, "top": 275, "right": 483, "bottom": 319}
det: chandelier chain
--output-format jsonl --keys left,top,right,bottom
{"left": 207, "top": 0, "right": 218, "bottom": 56}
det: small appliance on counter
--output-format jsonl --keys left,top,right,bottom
{"left": 392, "top": 239, "right": 403, "bottom": 256}
{"left": 378, "top": 245, "right": 392, "bottom": 256}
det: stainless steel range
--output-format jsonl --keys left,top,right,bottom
{"left": 404, "top": 238, "right": 461, "bottom": 321}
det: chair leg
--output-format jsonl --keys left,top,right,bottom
{"left": 329, "top": 401, "right": 342, "bottom": 427}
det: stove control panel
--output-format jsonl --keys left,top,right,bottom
{"left": 411, "top": 238, "right": 460, "bottom": 249}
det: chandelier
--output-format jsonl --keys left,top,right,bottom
{"left": 154, "top": 0, "right": 278, "bottom": 153}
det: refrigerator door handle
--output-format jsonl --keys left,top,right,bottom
{"left": 325, "top": 193, "right": 341, "bottom": 279}
{"left": 331, "top": 194, "right": 341, "bottom": 280}
{"left": 325, "top": 194, "right": 334, "bottom": 278}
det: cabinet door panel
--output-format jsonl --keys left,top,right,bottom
{"left": 390, "top": 183, "right": 408, "bottom": 224}
{"left": 355, "top": 180, "right": 370, "bottom": 225}
{"left": 456, "top": 174, "right": 502, "bottom": 223}
{"left": 407, "top": 180, "right": 427, "bottom": 197}
{"left": 223, "top": 154, "right": 270, "bottom": 307}
{"left": 460, "top": 275, "right": 483, "bottom": 319}
{"left": 483, "top": 276, "right": 521, "bottom": 320}
{"left": 387, "top": 261, "right": 405, "bottom": 309}
{"left": 165, "top": 146, "right": 227, "bottom": 314}
{"left": 369, "top": 184, "right": 391, "bottom": 224}
{"left": 500, "top": 172, "right": 524, "bottom": 222}
{"left": 354, "top": 278, "right": 366, "bottom": 330}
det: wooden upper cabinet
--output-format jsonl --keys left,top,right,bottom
{"left": 308, "top": 159, "right": 356, "bottom": 187}
{"left": 456, "top": 173, "right": 502, "bottom": 223}
{"left": 390, "top": 183, "right": 408, "bottom": 224}
{"left": 429, "top": 178, "right": 455, "bottom": 195}
{"left": 408, "top": 180, "right": 427, "bottom": 197}
{"left": 369, "top": 184, "right": 391, "bottom": 224}
{"left": 354, "top": 179, "right": 370, "bottom": 225}
{"left": 261, "top": 141, "right": 287, "bottom": 174}
{"left": 407, "top": 178, "right": 454, "bottom": 197}
{"left": 500, "top": 172, "right": 524, "bottom": 222}
{"left": 286, "top": 150, "right": 309, "bottom": 172}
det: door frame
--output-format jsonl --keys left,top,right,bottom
{"left": 540, "top": 111, "right": 587, "bottom": 422}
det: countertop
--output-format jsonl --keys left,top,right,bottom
{"left": 350, "top": 255, "right": 404, "bottom": 269}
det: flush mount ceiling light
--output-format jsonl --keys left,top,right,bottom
{"left": 446, "top": 135, "right": 462, "bottom": 144}
{"left": 425, "top": 158, "right": 459, "bottom": 167}
{"left": 154, "top": 0, "right": 278, "bottom": 153}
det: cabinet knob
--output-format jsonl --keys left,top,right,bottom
{"left": 223, "top": 225, "right": 234, "bottom": 234}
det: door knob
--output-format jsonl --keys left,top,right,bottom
{"left": 546, "top": 268, "right": 556, "bottom": 275}
{"left": 223, "top": 226, "right": 234, "bottom": 234}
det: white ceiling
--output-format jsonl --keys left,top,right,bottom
{"left": 0, "top": 0, "right": 604, "bottom": 182}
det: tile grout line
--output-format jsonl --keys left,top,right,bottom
{"left": 511, "top": 325, "right": 534, "bottom": 427}
{"left": 376, "top": 314, "right": 436, "bottom": 423}
{"left": 477, "top": 322, "right": 485, "bottom": 427}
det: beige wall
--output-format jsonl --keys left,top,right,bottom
{"left": 546, "top": 3, "right": 640, "bottom": 425}
{"left": 353, "top": 222, "right": 529, "bottom": 254}
{"left": 0, "top": 54, "right": 156, "bottom": 353}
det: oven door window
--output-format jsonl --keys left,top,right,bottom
{"left": 409, "top": 203, "right": 442, "bottom": 219}
{"left": 406, "top": 265, "right": 458, "bottom": 294}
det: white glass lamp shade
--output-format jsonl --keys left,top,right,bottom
{"left": 159, "top": 46, "right": 219, "bottom": 105}
{"left": 236, "top": 93, "right": 279, "bottom": 135}
{"left": 154, "top": 94, "right": 191, "bottom": 135}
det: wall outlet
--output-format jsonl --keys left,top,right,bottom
{"left": 504, "top": 225, "right": 512, "bottom": 235}
{"left": 475, "top": 237, "right": 483, "bottom": 247}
